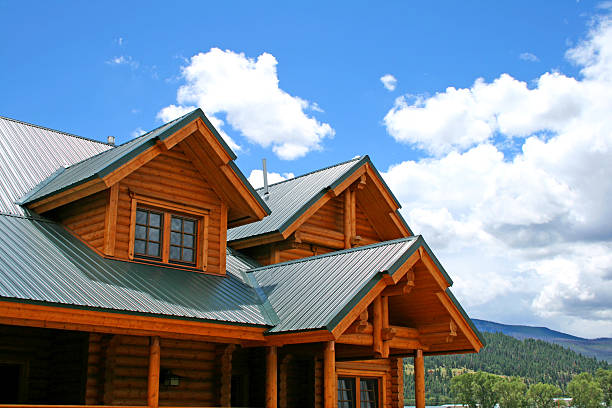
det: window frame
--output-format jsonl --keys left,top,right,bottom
{"left": 337, "top": 373, "right": 383, "bottom": 408}
{"left": 128, "top": 192, "right": 209, "bottom": 271}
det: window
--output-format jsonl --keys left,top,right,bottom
{"left": 128, "top": 193, "right": 209, "bottom": 271}
{"left": 338, "top": 377, "right": 379, "bottom": 408}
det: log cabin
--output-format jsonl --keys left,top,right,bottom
{"left": 0, "top": 109, "right": 484, "bottom": 408}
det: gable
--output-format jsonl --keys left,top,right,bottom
{"left": 20, "top": 109, "right": 269, "bottom": 226}
{"left": 229, "top": 156, "right": 411, "bottom": 255}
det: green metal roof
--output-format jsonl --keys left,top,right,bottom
{"left": 18, "top": 109, "right": 269, "bottom": 215}
{"left": 250, "top": 236, "right": 452, "bottom": 334}
{"left": 0, "top": 213, "right": 275, "bottom": 326}
{"left": 228, "top": 155, "right": 411, "bottom": 243}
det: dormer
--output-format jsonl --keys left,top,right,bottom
{"left": 18, "top": 109, "right": 270, "bottom": 275}
{"left": 228, "top": 156, "right": 412, "bottom": 265}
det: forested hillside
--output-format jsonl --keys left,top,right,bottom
{"left": 404, "top": 331, "right": 611, "bottom": 405}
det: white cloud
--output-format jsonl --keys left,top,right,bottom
{"left": 247, "top": 169, "right": 295, "bottom": 189}
{"left": 519, "top": 52, "right": 540, "bottom": 62}
{"left": 158, "top": 48, "right": 334, "bottom": 160}
{"left": 106, "top": 55, "right": 139, "bottom": 69}
{"left": 131, "top": 127, "right": 146, "bottom": 138}
{"left": 380, "top": 74, "right": 398, "bottom": 91}
{"left": 382, "top": 14, "right": 612, "bottom": 338}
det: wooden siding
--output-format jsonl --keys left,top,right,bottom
{"left": 355, "top": 202, "right": 381, "bottom": 246}
{"left": 86, "top": 334, "right": 218, "bottom": 406}
{"left": 51, "top": 190, "right": 107, "bottom": 252}
{"left": 114, "top": 145, "right": 225, "bottom": 274}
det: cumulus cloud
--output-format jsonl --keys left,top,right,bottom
{"left": 382, "top": 14, "right": 612, "bottom": 337}
{"left": 247, "top": 169, "right": 295, "bottom": 189}
{"left": 131, "top": 127, "right": 146, "bottom": 138}
{"left": 380, "top": 74, "right": 398, "bottom": 91}
{"left": 106, "top": 55, "right": 139, "bottom": 69}
{"left": 158, "top": 48, "right": 334, "bottom": 160}
{"left": 519, "top": 52, "right": 540, "bottom": 62}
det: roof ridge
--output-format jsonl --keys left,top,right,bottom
{"left": 255, "top": 155, "right": 364, "bottom": 191}
{"left": 0, "top": 115, "right": 113, "bottom": 146}
{"left": 246, "top": 236, "right": 418, "bottom": 273}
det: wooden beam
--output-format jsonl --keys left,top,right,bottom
{"left": 269, "top": 244, "right": 280, "bottom": 265}
{"left": 343, "top": 190, "right": 351, "bottom": 249}
{"left": 0, "top": 300, "right": 267, "bottom": 342}
{"left": 388, "top": 337, "right": 427, "bottom": 351}
{"left": 373, "top": 296, "right": 383, "bottom": 357}
{"left": 391, "top": 325, "right": 419, "bottom": 339}
{"left": 415, "top": 349, "right": 425, "bottom": 408}
{"left": 420, "top": 249, "right": 450, "bottom": 290}
{"left": 329, "top": 164, "right": 366, "bottom": 197}
{"left": 349, "top": 188, "right": 356, "bottom": 239}
{"left": 103, "top": 184, "right": 119, "bottom": 256}
{"left": 331, "top": 279, "right": 386, "bottom": 338}
{"left": 229, "top": 232, "right": 284, "bottom": 250}
{"left": 323, "top": 341, "right": 336, "bottom": 408}
{"left": 262, "top": 330, "right": 334, "bottom": 346}
{"left": 266, "top": 346, "right": 278, "bottom": 408}
{"left": 381, "top": 269, "right": 415, "bottom": 296}
{"left": 382, "top": 296, "right": 390, "bottom": 358}
{"left": 219, "top": 202, "right": 227, "bottom": 274}
{"left": 102, "top": 144, "right": 164, "bottom": 189}
{"left": 28, "top": 179, "right": 108, "bottom": 214}
{"left": 147, "top": 336, "right": 160, "bottom": 408}
{"left": 337, "top": 333, "right": 373, "bottom": 346}
{"left": 434, "top": 292, "right": 483, "bottom": 352}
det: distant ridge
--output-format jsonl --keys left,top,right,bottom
{"left": 473, "top": 319, "right": 612, "bottom": 363}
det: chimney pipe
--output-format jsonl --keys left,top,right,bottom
{"left": 262, "top": 158, "right": 269, "bottom": 196}
{"left": 107, "top": 136, "right": 115, "bottom": 146}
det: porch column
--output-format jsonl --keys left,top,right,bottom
{"left": 148, "top": 336, "right": 160, "bottom": 408}
{"left": 266, "top": 346, "right": 278, "bottom": 408}
{"left": 324, "top": 341, "right": 336, "bottom": 408}
{"left": 414, "top": 349, "right": 425, "bottom": 408}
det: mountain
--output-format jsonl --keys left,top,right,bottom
{"left": 403, "top": 331, "right": 611, "bottom": 405}
{"left": 472, "top": 319, "right": 612, "bottom": 363}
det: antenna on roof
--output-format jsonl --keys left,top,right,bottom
{"left": 262, "top": 158, "right": 269, "bottom": 197}
{"left": 107, "top": 136, "right": 115, "bottom": 146}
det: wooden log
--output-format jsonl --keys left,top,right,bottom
{"left": 266, "top": 346, "right": 278, "bottom": 408}
{"left": 343, "top": 190, "right": 351, "bottom": 249}
{"left": 148, "top": 336, "right": 160, "bottom": 408}
{"left": 415, "top": 349, "right": 425, "bottom": 408}
{"left": 219, "top": 344, "right": 235, "bottom": 407}
{"left": 373, "top": 297, "right": 383, "bottom": 357}
{"left": 382, "top": 296, "right": 390, "bottom": 358}
{"left": 391, "top": 325, "right": 419, "bottom": 339}
{"left": 298, "top": 231, "right": 344, "bottom": 250}
{"left": 337, "top": 333, "right": 373, "bottom": 346}
{"left": 323, "top": 341, "right": 336, "bottom": 408}
{"left": 279, "top": 354, "right": 292, "bottom": 408}
{"left": 388, "top": 337, "right": 426, "bottom": 351}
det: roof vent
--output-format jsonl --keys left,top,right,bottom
{"left": 262, "top": 158, "right": 269, "bottom": 197}
{"left": 107, "top": 136, "right": 115, "bottom": 146}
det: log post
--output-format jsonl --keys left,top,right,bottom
{"left": 373, "top": 297, "right": 383, "bottom": 357}
{"left": 147, "top": 336, "right": 160, "bottom": 408}
{"left": 323, "top": 341, "right": 336, "bottom": 408}
{"left": 382, "top": 296, "right": 390, "bottom": 358}
{"left": 343, "top": 190, "right": 351, "bottom": 249}
{"left": 266, "top": 346, "right": 278, "bottom": 408}
{"left": 415, "top": 349, "right": 425, "bottom": 408}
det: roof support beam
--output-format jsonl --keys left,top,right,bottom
{"left": 148, "top": 336, "right": 161, "bottom": 408}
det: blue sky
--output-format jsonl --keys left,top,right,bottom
{"left": 2, "top": 1, "right": 612, "bottom": 338}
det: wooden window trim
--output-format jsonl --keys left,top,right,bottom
{"left": 128, "top": 191, "right": 209, "bottom": 271}
{"left": 337, "top": 369, "right": 386, "bottom": 408}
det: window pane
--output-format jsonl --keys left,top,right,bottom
{"left": 149, "top": 212, "right": 161, "bottom": 227}
{"left": 183, "top": 234, "right": 194, "bottom": 248}
{"left": 171, "top": 232, "right": 181, "bottom": 245}
{"left": 183, "top": 220, "right": 195, "bottom": 234}
{"left": 134, "top": 239, "right": 146, "bottom": 254}
{"left": 360, "top": 379, "right": 378, "bottom": 408}
{"left": 182, "top": 248, "right": 193, "bottom": 263}
{"left": 338, "top": 378, "right": 355, "bottom": 408}
{"left": 148, "top": 228, "right": 160, "bottom": 242}
{"left": 136, "top": 210, "right": 147, "bottom": 224}
{"left": 135, "top": 225, "right": 146, "bottom": 240}
{"left": 170, "top": 246, "right": 181, "bottom": 260}
{"left": 171, "top": 217, "right": 182, "bottom": 231}
{"left": 147, "top": 243, "right": 160, "bottom": 257}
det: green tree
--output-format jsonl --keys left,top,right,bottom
{"left": 451, "top": 371, "right": 500, "bottom": 408}
{"left": 596, "top": 368, "right": 612, "bottom": 407}
{"left": 493, "top": 376, "right": 527, "bottom": 408}
{"left": 567, "top": 372, "right": 604, "bottom": 408}
{"left": 527, "top": 383, "right": 562, "bottom": 408}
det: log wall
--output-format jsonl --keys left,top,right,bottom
{"left": 52, "top": 190, "right": 107, "bottom": 252}
{"left": 86, "top": 334, "right": 218, "bottom": 407}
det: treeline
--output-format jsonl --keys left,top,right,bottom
{"left": 404, "top": 331, "right": 611, "bottom": 404}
